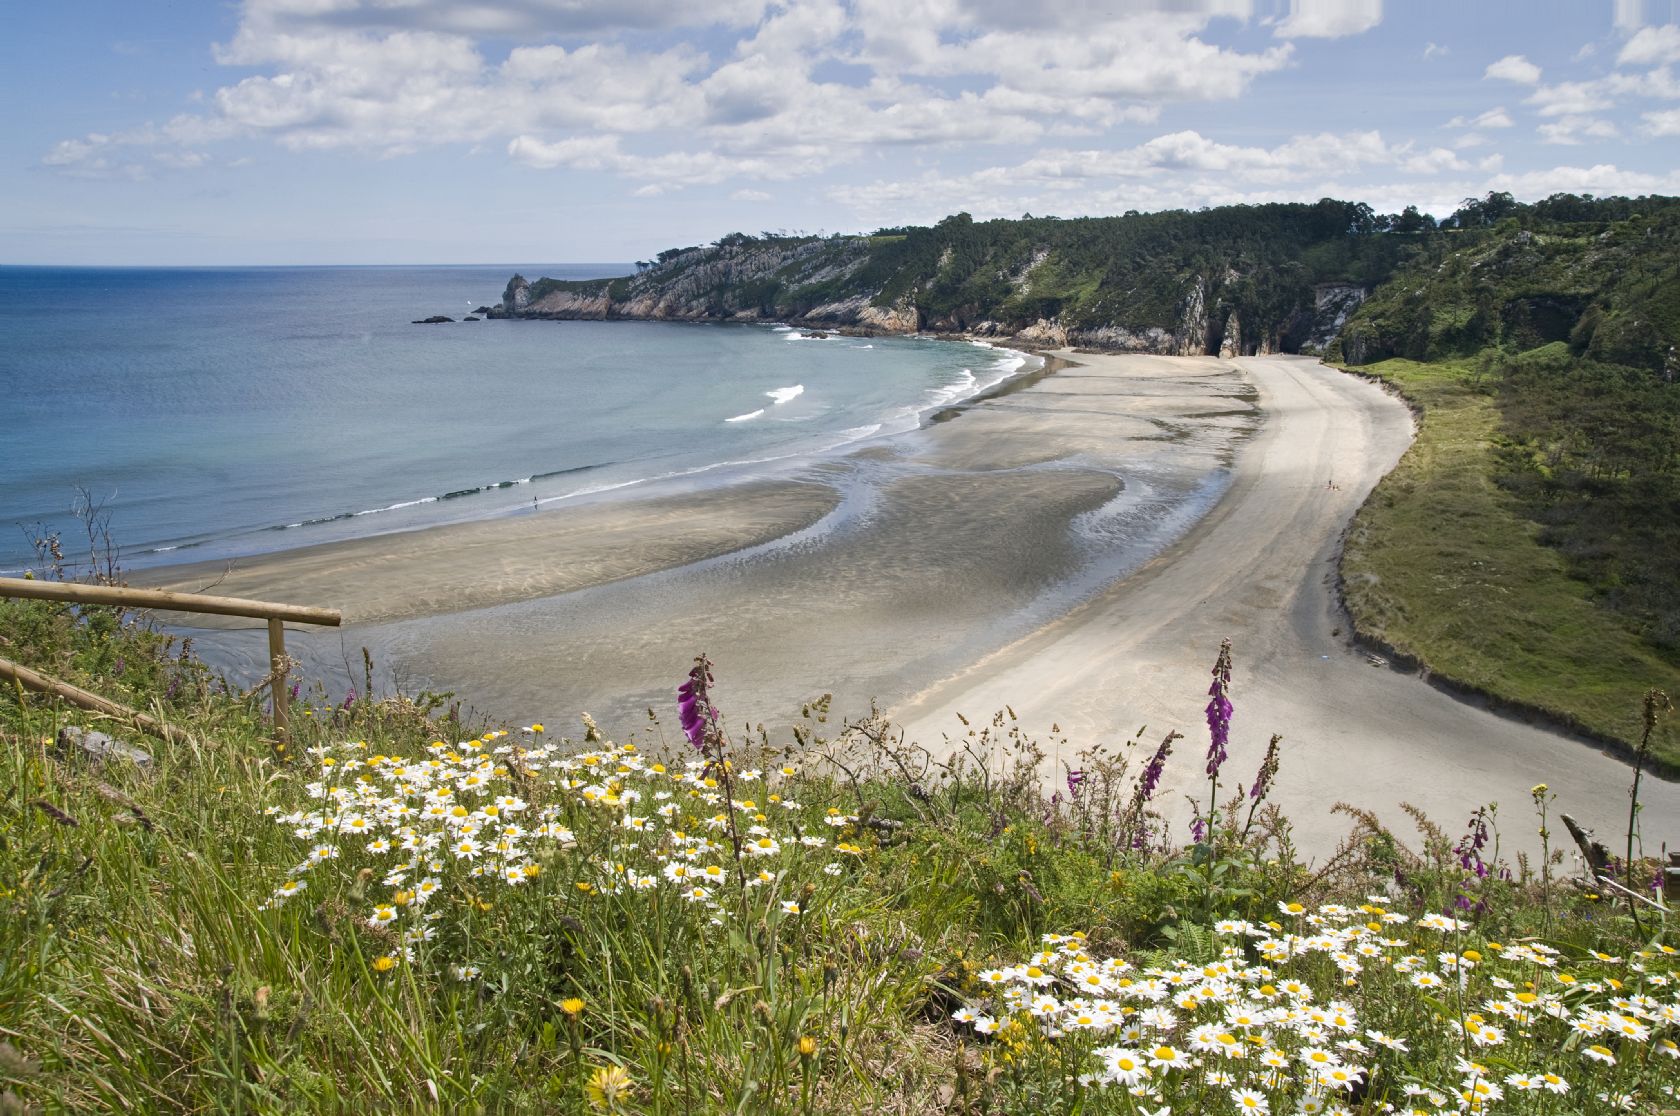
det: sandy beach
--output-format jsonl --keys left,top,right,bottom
{"left": 140, "top": 351, "right": 1678, "bottom": 859}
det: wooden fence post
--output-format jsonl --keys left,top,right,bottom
{"left": 268, "top": 617, "right": 289, "bottom": 741}
{"left": 0, "top": 576, "right": 337, "bottom": 739}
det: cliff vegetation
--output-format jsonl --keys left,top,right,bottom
{"left": 494, "top": 200, "right": 1417, "bottom": 355}
{"left": 1330, "top": 196, "right": 1680, "bottom": 760}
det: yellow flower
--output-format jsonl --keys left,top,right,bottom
{"left": 585, "top": 1065, "right": 632, "bottom": 1111}
{"left": 560, "top": 997, "right": 586, "bottom": 1017}
{"left": 371, "top": 955, "right": 398, "bottom": 973}
{"left": 1530, "top": 783, "right": 1548, "bottom": 796}
{"left": 797, "top": 1035, "right": 817, "bottom": 1058}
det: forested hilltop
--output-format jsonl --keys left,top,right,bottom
{"left": 493, "top": 199, "right": 1414, "bottom": 354}
{"left": 496, "top": 195, "right": 1678, "bottom": 366}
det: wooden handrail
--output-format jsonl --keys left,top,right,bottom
{"left": 0, "top": 577, "right": 341, "bottom": 626}
{"left": 0, "top": 576, "right": 341, "bottom": 741}
{"left": 0, "top": 655, "right": 196, "bottom": 746}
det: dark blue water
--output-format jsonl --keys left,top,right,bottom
{"left": 0, "top": 266, "right": 1025, "bottom": 572}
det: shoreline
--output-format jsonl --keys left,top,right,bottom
{"left": 134, "top": 350, "right": 1678, "bottom": 860}
{"left": 132, "top": 332, "right": 1051, "bottom": 621}
{"left": 889, "top": 353, "right": 1680, "bottom": 859}
{"left": 144, "top": 348, "right": 1247, "bottom": 736}
{"left": 107, "top": 326, "right": 1042, "bottom": 580}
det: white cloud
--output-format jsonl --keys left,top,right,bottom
{"left": 1486, "top": 162, "right": 1680, "bottom": 198}
{"left": 1485, "top": 54, "right": 1542, "bottom": 84}
{"left": 1537, "top": 115, "right": 1620, "bottom": 144}
{"left": 1423, "top": 41, "right": 1449, "bottom": 60}
{"left": 1446, "top": 106, "right": 1513, "bottom": 129}
{"left": 830, "top": 147, "right": 1680, "bottom": 231}
{"left": 1618, "top": 24, "right": 1680, "bottom": 66}
{"left": 233, "top": 0, "right": 770, "bottom": 35}
{"left": 1645, "top": 106, "right": 1680, "bottom": 134}
{"left": 1273, "top": 0, "right": 1382, "bottom": 39}
{"left": 731, "top": 188, "right": 772, "bottom": 201}
{"left": 49, "top": 0, "right": 1303, "bottom": 186}
{"left": 1400, "top": 146, "right": 1470, "bottom": 174}
{"left": 506, "top": 134, "right": 824, "bottom": 185}
{"left": 828, "top": 127, "right": 1454, "bottom": 224}
{"left": 1613, "top": 0, "right": 1645, "bottom": 34}
{"left": 1525, "top": 80, "right": 1616, "bottom": 117}
{"left": 42, "top": 135, "right": 113, "bottom": 167}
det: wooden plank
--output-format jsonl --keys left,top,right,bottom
{"left": 0, "top": 576, "right": 340, "bottom": 626}
{"left": 268, "top": 617, "right": 289, "bottom": 741}
{"left": 0, "top": 655, "right": 196, "bottom": 746}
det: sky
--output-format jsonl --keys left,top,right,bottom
{"left": 5, "top": 0, "right": 1680, "bottom": 265}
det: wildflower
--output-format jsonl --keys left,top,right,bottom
{"left": 1231, "top": 1087, "right": 1269, "bottom": 1113}
{"left": 1096, "top": 1047, "right": 1149, "bottom": 1086}
{"left": 1135, "top": 732, "right": 1176, "bottom": 805}
{"left": 369, "top": 904, "right": 399, "bottom": 927}
{"left": 585, "top": 1065, "right": 633, "bottom": 1111}
{"left": 371, "top": 955, "right": 398, "bottom": 973}
{"left": 1299, "top": 1047, "right": 1340, "bottom": 1071}
{"left": 1148, "top": 1044, "right": 1191, "bottom": 1070}
{"left": 1204, "top": 639, "right": 1234, "bottom": 781}
{"left": 1583, "top": 1044, "right": 1615, "bottom": 1065}
{"left": 780, "top": 901, "right": 801, "bottom": 915}
{"left": 677, "top": 657, "right": 719, "bottom": 750}
{"left": 560, "top": 997, "right": 586, "bottom": 1017}
{"left": 797, "top": 1035, "right": 817, "bottom": 1058}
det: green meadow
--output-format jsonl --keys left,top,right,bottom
{"left": 2, "top": 592, "right": 1676, "bottom": 1114}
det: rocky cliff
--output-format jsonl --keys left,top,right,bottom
{"left": 491, "top": 202, "right": 1410, "bottom": 355}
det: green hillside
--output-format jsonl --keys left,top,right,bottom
{"left": 1333, "top": 194, "right": 1680, "bottom": 763}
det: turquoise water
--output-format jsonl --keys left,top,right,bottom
{"left": 0, "top": 266, "right": 1026, "bottom": 572}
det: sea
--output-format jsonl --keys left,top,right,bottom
{"left": 0, "top": 265, "right": 1030, "bottom": 575}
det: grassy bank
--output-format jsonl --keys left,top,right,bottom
{"left": 2, "top": 594, "right": 1677, "bottom": 1113}
{"left": 1337, "top": 356, "right": 1680, "bottom": 773}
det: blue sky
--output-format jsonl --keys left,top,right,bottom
{"left": 6, "top": 0, "right": 1680, "bottom": 264}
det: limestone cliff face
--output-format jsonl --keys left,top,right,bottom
{"left": 1301, "top": 283, "right": 1369, "bottom": 354}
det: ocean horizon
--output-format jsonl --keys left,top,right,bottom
{"left": 0, "top": 264, "right": 1030, "bottom": 575}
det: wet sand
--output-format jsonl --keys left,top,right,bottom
{"left": 140, "top": 480, "right": 840, "bottom": 626}
{"left": 891, "top": 354, "right": 1680, "bottom": 858}
{"left": 140, "top": 351, "right": 1679, "bottom": 858}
